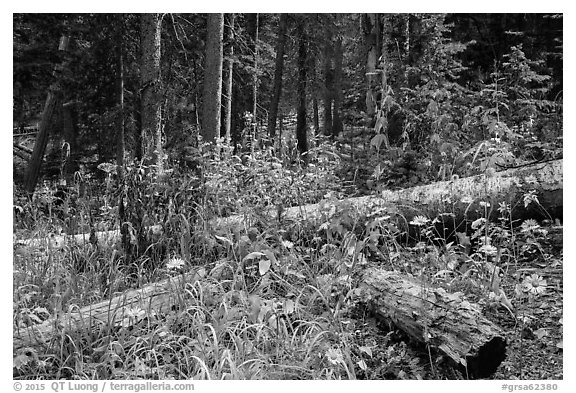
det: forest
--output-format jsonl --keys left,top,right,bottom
{"left": 13, "top": 13, "right": 563, "bottom": 380}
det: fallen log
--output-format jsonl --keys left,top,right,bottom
{"left": 359, "top": 267, "right": 507, "bottom": 379}
{"left": 217, "top": 159, "right": 563, "bottom": 231}
{"left": 13, "top": 269, "right": 205, "bottom": 352}
{"left": 15, "top": 263, "right": 507, "bottom": 379}
{"left": 15, "top": 159, "right": 562, "bottom": 250}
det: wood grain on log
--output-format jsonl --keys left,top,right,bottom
{"left": 359, "top": 268, "right": 507, "bottom": 378}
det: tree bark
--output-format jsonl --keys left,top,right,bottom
{"left": 268, "top": 13, "right": 288, "bottom": 141}
{"left": 296, "top": 18, "right": 308, "bottom": 157}
{"left": 201, "top": 13, "right": 224, "bottom": 143}
{"left": 252, "top": 13, "right": 259, "bottom": 155}
{"left": 313, "top": 96, "right": 320, "bottom": 135}
{"left": 61, "top": 102, "right": 78, "bottom": 182}
{"left": 332, "top": 36, "right": 344, "bottom": 136}
{"left": 116, "top": 15, "right": 128, "bottom": 252}
{"left": 359, "top": 268, "right": 507, "bottom": 378}
{"left": 221, "top": 13, "right": 235, "bottom": 141}
{"left": 364, "top": 13, "right": 381, "bottom": 118}
{"left": 323, "top": 27, "right": 333, "bottom": 136}
{"left": 140, "top": 13, "right": 163, "bottom": 170}
{"left": 24, "top": 35, "right": 69, "bottom": 195}
{"left": 133, "top": 94, "right": 142, "bottom": 162}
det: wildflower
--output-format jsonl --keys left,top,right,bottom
{"left": 523, "top": 191, "right": 539, "bottom": 208}
{"left": 461, "top": 196, "right": 474, "bottom": 204}
{"left": 121, "top": 307, "right": 146, "bottom": 328}
{"left": 498, "top": 201, "right": 510, "bottom": 215}
{"left": 479, "top": 244, "right": 498, "bottom": 256}
{"left": 166, "top": 257, "right": 186, "bottom": 271}
{"left": 522, "top": 274, "right": 547, "bottom": 296}
{"left": 479, "top": 201, "right": 491, "bottom": 208}
{"left": 325, "top": 347, "right": 344, "bottom": 365}
{"left": 520, "top": 219, "right": 540, "bottom": 233}
{"left": 410, "top": 215, "right": 430, "bottom": 226}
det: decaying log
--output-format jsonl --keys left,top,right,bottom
{"left": 14, "top": 159, "right": 562, "bottom": 250}
{"left": 15, "top": 263, "right": 508, "bottom": 379}
{"left": 359, "top": 267, "right": 507, "bottom": 378}
{"left": 13, "top": 269, "right": 205, "bottom": 352}
{"left": 216, "top": 159, "right": 562, "bottom": 232}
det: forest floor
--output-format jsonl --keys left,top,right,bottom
{"left": 13, "top": 177, "right": 563, "bottom": 380}
{"left": 351, "top": 224, "right": 563, "bottom": 380}
{"left": 490, "top": 226, "right": 563, "bottom": 380}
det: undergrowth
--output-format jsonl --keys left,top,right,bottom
{"left": 13, "top": 143, "right": 561, "bottom": 379}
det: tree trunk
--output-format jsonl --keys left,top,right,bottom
{"left": 116, "top": 15, "right": 128, "bottom": 253}
{"left": 268, "top": 13, "right": 288, "bottom": 141}
{"left": 359, "top": 268, "right": 507, "bottom": 378}
{"left": 296, "top": 18, "right": 308, "bottom": 157}
{"left": 313, "top": 96, "right": 320, "bottom": 135}
{"left": 24, "top": 35, "right": 69, "bottom": 195}
{"left": 221, "top": 13, "right": 235, "bottom": 141}
{"left": 61, "top": 102, "right": 79, "bottom": 181}
{"left": 133, "top": 93, "right": 142, "bottom": 162}
{"left": 201, "top": 13, "right": 224, "bottom": 143}
{"left": 323, "top": 28, "right": 333, "bottom": 136}
{"left": 332, "top": 36, "right": 344, "bottom": 136}
{"left": 364, "top": 13, "right": 381, "bottom": 118}
{"left": 140, "top": 13, "right": 163, "bottom": 170}
{"left": 252, "top": 13, "right": 259, "bottom": 155}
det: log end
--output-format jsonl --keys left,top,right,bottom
{"left": 465, "top": 335, "right": 507, "bottom": 379}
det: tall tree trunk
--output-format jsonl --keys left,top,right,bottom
{"left": 364, "top": 13, "right": 381, "bottom": 118}
{"left": 140, "top": 13, "right": 163, "bottom": 170}
{"left": 61, "top": 102, "right": 78, "bottom": 181}
{"left": 332, "top": 36, "right": 344, "bottom": 136}
{"left": 296, "top": 19, "right": 308, "bottom": 157}
{"left": 322, "top": 28, "right": 333, "bottom": 136}
{"left": 202, "top": 13, "right": 224, "bottom": 143}
{"left": 133, "top": 95, "right": 142, "bottom": 162}
{"left": 116, "top": 15, "right": 128, "bottom": 252}
{"left": 221, "top": 13, "right": 235, "bottom": 141}
{"left": 268, "top": 13, "right": 288, "bottom": 142}
{"left": 24, "top": 35, "right": 69, "bottom": 195}
{"left": 252, "top": 13, "right": 259, "bottom": 155}
{"left": 313, "top": 96, "right": 320, "bottom": 135}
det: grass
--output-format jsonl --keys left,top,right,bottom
{"left": 12, "top": 150, "right": 563, "bottom": 380}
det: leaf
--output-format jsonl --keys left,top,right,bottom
{"left": 374, "top": 114, "right": 387, "bottom": 134}
{"left": 534, "top": 328, "right": 548, "bottom": 339}
{"left": 370, "top": 134, "right": 389, "bottom": 150}
{"left": 214, "top": 235, "right": 233, "bottom": 247}
{"left": 284, "top": 299, "right": 296, "bottom": 314}
{"left": 259, "top": 259, "right": 271, "bottom": 275}
{"left": 243, "top": 251, "right": 264, "bottom": 262}
{"left": 14, "top": 354, "right": 32, "bottom": 369}
{"left": 358, "top": 346, "right": 373, "bottom": 357}
{"left": 262, "top": 249, "right": 278, "bottom": 265}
